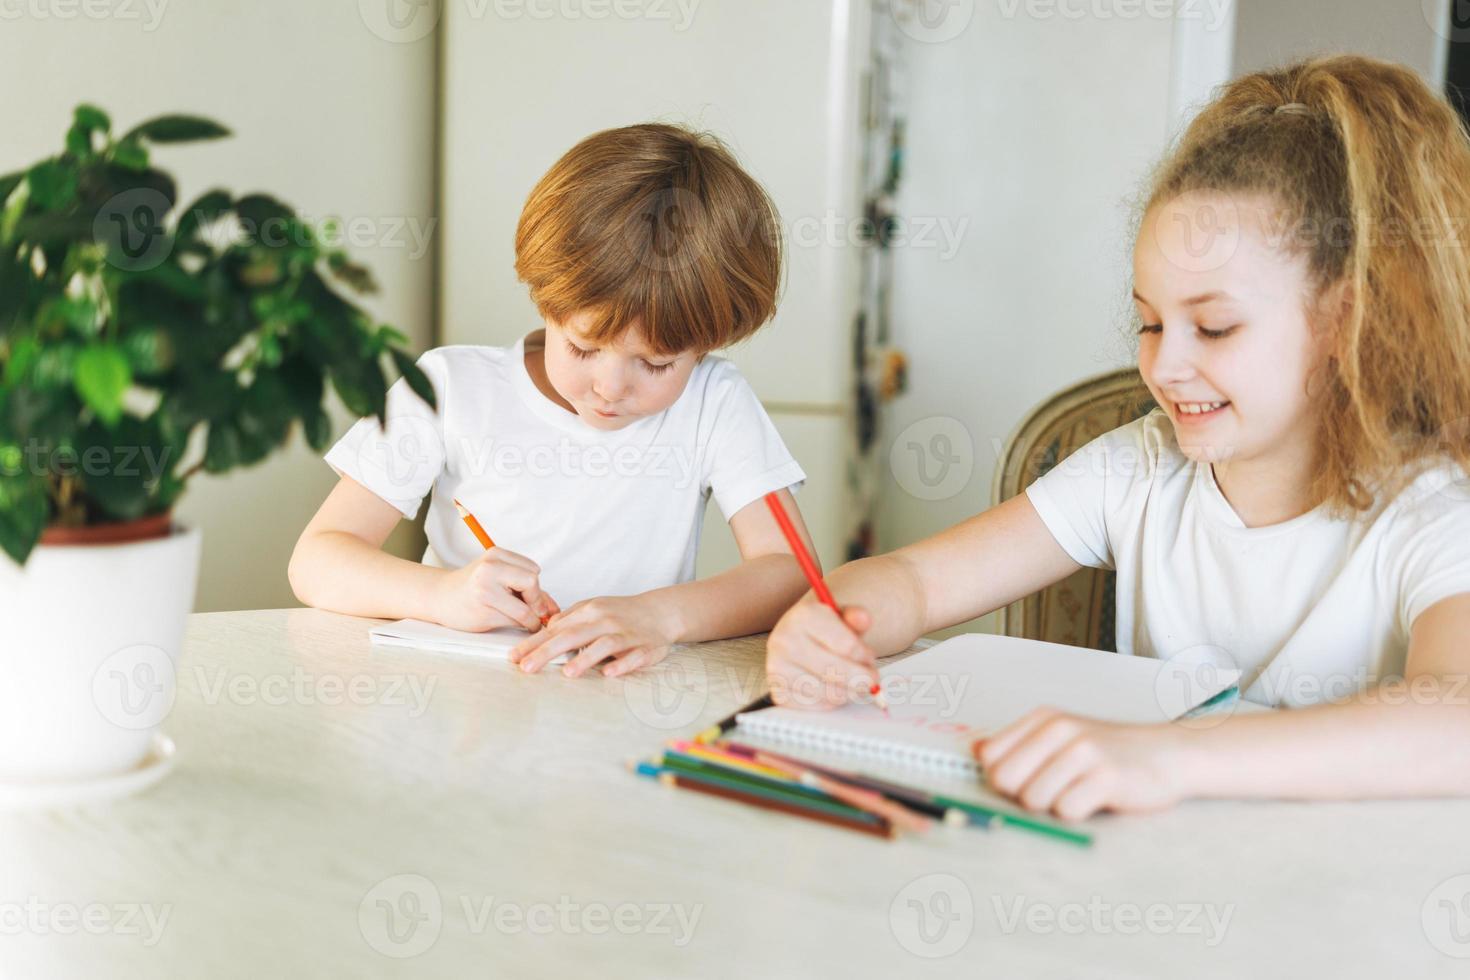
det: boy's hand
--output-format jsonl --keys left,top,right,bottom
{"left": 509, "top": 594, "right": 680, "bottom": 678}
{"left": 765, "top": 597, "right": 881, "bottom": 710}
{"left": 429, "top": 547, "right": 561, "bottom": 633}
{"left": 973, "top": 708, "right": 1191, "bottom": 821}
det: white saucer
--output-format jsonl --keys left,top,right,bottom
{"left": 0, "top": 733, "right": 176, "bottom": 812}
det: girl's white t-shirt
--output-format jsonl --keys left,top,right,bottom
{"left": 324, "top": 333, "right": 807, "bottom": 608}
{"left": 1025, "top": 410, "right": 1470, "bottom": 707}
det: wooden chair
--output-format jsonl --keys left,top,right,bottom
{"left": 990, "top": 369, "right": 1155, "bottom": 650}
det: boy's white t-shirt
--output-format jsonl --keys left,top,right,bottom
{"left": 1025, "top": 410, "right": 1470, "bottom": 707}
{"left": 324, "top": 332, "right": 806, "bottom": 608}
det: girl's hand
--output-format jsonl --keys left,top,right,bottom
{"left": 973, "top": 708, "right": 1193, "bottom": 821}
{"left": 765, "top": 598, "right": 881, "bottom": 710}
{"left": 429, "top": 548, "right": 560, "bottom": 633}
{"left": 508, "top": 594, "right": 680, "bottom": 678}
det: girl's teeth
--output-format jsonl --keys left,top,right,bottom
{"left": 1178, "top": 401, "right": 1226, "bottom": 415}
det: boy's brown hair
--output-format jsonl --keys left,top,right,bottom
{"left": 1141, "top": 55, "right": 1470, "bottom": 513}
{"left": 515, "top": 123, "right": 782, "bottom": 357}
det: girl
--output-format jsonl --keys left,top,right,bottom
{"left": 765, "top": 55, "right": 1470, "bottom": 820}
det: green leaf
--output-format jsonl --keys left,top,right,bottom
{"left": 26, "top": 159, "right": 78, "bottom": 211}
{"left": 119, "top": 327, "right": 175, "bottom": 376}
{"left": 0, "top": 472, "right": 48, "bottom": 565}
{"left": 3, "top": 337, "right": 40, "bottom": 385}
{"left": 77, "top": 416, "right": 168, "bottom": 521}
{"left": 121, "top": 114, "right": 231, "bottom": 145}
{"left": 74, "top": 104, "right": 111, "bottom": 132}
{"left": 73, "top": 345, "right": 132, "bottom": 427}
{"left": 235, "top": 194, "right": 294, "bottom": 236}
{"left": 389, "top": 348, "right": 437, "bottom": 410}
{"left": 110, "top": 139, "right": 149, "bottom": 172}
{"left": 1, "top": 179, "right": 30, "bottom": 244}
{"left": 203, "top": 421, "right": 240, "bottom": 472}
{"left": 66, "top": 104, "right": 111, "bottom": 159}
{"left": 175, "top": 188, "right": 231, "bottom": 250}
{"left": 0, "top": 171, "right": 23, "bottom": 203}
{"left": 300, "top": 406, "right": 331, "bottom": 452}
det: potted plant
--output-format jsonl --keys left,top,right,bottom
{"left": 0, "top": 105, "right": 435, "bottom": 790}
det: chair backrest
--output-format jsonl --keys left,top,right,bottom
{"left": 991, "top": 369, "right": 1155, "bottom": 650}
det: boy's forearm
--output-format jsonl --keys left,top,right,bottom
{"left": 290, "top": 531, "right": 446, "bottom": 622}
{"left": 644, "top": 554, "right": 812, "bottom": 644}
{"left": 1179, "top": 686, "right": 1470, "bottom": 800}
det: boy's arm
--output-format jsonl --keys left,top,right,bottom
{"left": 288, "top": 475, "right": 449, "bottom": 621}
{"left": 639, "top": 487, "right": 819, "bottom": 644}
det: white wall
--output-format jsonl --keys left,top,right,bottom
{"left": 876, "top": 3, "right": 1188, "bottom": 634}
{"left": 0, "top": 1, "right": 437, "bottom": 611}
{"left": 1234, "top": 0, "right": 1449, "bottom": 82}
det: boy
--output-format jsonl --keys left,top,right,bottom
{"left": 289, "top": 123, "right": 817, "bottom": 680}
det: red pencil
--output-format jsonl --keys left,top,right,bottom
{"left": 763, "top": 491, "right": 888, "bottom": 711}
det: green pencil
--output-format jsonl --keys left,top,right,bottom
{"left": 930, "top": 793, "right": 1094, "bottom": 847}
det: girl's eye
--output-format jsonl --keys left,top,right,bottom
{"left": 642, "top": 359, "right": 676, "bottom": 375}
{"left": 566, "top": 341, "right": 596, "bottom": 360}
{"left": 1198, "top": 325, "right": 1239, "bottom": 340}
{"left": 1138, "top": 323, "right": 1162, "bottom": 335}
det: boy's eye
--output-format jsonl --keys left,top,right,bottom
{"left": 642, "top": 359, "right": 676, "bottom": 375}
{"left": 566, "top": 341, "right": 596, "bottom": 360}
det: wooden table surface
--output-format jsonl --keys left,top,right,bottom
{"left": 2, "top": 608, "right": 1468, "bottom": 978}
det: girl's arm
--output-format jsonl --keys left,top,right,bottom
{"left": 289, "top": 475, "right": 556, "bottom": 631}
{"left": 1178, "top": 592, "right": 1470, "bottom": 800}
{"left": 978, "top": 593, "right": 1470, "bottom": 818}
{"left": 763, "top": 493, "right": 1084, "bottom": 707}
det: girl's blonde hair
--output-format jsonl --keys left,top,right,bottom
{"left": 1144, "top": 55, "right": 1470, "bottom": 512}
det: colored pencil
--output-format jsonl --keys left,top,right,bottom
{"left": 695, "top": 693, "right": 774, "bottom": 744}
{"left": 763, "top": 491, "right": 888, "bottom": 712}
{"left": 452, "top": 497, "right": 496, "bottom": 549}
{"left": 452, "top": 497, "right": 551, "bottom": 628}
{"left": 929, "top": 793, "right": 1094, "bottom": 848}
{"left": 752, "top": 751, "right": 933, "bottom": 833}
{"left": 667, "top": 740, "right": 797, "bottom": 783}
{"left": 721, "top": 740, "right": 967, "bottom": 825}
{"left": 659, "top": 751, "right": 836, "bottom": 807}
{"left": 657, "top": 769, "right": 895, "bottom": 840}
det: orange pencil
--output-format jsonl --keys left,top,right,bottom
{"left": 452, "top": 498, "right": 495, "bottom": 549}
{"left": 763, "top": 491, "right": 889, "bottom": 712}
{"left": 452, "top": 498, "right": 551, "bottom": 627}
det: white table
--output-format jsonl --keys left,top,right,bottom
{"left": 3, "top": 609, "right": 1467, "bottom": 978}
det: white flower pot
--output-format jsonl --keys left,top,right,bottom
{"left": 0, "top": 523, "right": 201, "bottom": 783}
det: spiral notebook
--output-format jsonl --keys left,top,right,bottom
{"left": 368, "top": 619, "right": 571, "bottom": 665}
{"left": 735, "top": 633, "right": 1240, "bottom": 774}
